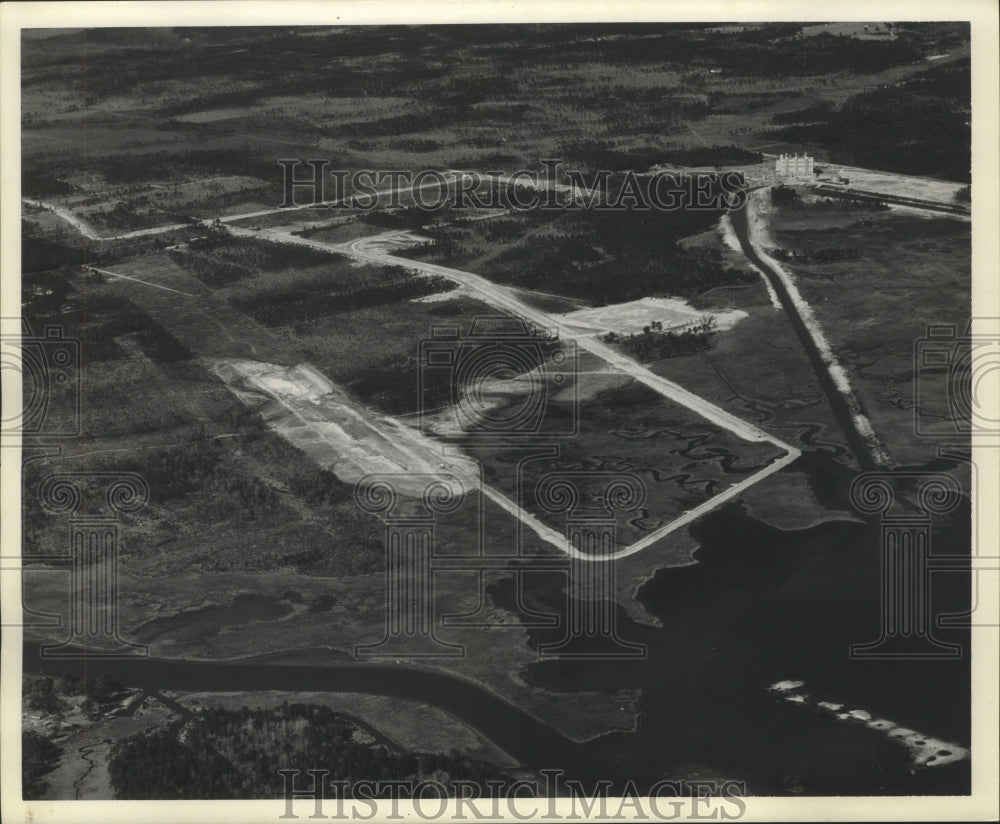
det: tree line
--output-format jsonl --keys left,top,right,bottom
{"left": 603, "top": 316, "right": 718, "bottom": 361}
{"left": 767, "top": 59, "right": 970, "bottom": 182}
{"left": 109, "top": 703, "right": 513, "bottom": 799}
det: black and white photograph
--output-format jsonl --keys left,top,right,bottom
{"left": 2, "top": 2, "right": 998, "bottom": 821}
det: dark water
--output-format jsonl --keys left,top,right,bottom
{"left": 23, "top": 643, "right": 580, "bottom": 768}
{"left": 24, "top": 453, "right": 971, "bottom": 797}
{"left": 496, "top": 453, "right": 972, "bottom": 795}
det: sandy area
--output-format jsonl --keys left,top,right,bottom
{"left": 210, "top": 358, "right": 480, "bottom": 496}
{"left": 349, "top": 230, "right": 431, "bottom": 255}
{"left": 555, "top": 296, "right": 747, "bottom": 336}
{"left": 415, "top": 284, "right": 476, "bottom": 303}
{"left": 768, "top": 680, "right": 969, "bottom": 770}
{"left": 812, "top": 165, "right": 967, "bottom": 204}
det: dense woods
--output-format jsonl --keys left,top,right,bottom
{"left": 233, "top": 271, "right": 452, "bottom": 326}
{"left": 411, "top": 199, "right": 757, "bottom": 306}
{"left": 22, "top": 732, "right": 62, "bottom": 799}
{"left": 169, "top": 233, "right": 335, "bottom": 287}
{"left": 109, "top": 704, "right": 512, "bottom": 799}
{"left": 768, "top": 59, "right": 971, "bottom": 182}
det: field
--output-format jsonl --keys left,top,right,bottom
{"left": 18, "top": 224, "right": 672, "bottom": 747}
{"left": 398, "top": 200, "right": 758, "bottom": 307}
{"left": 17, "top": 22, "right": 975, "bottom": 798}
{"left": 766, "top": 188, "right": 971, "bottom": 465}
{"left": 94, "top": 228, "right": 790, "bottom": 551}
{"left": 23, "top": 24, "right": 970, "bottom": 223}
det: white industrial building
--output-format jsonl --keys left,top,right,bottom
{"left": 775, "top": 153, "right": 814, "bottom": 179}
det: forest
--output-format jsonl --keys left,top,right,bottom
{"left": 22, "top": 673, "right": 130, "bottom": 798}
{"left": 22, "top": 220, "right": 89, "bottom": 275}
{"left": 411, "top": 198, "right": 758, "bottom": 306}
{"left": 27, "top": 24, "right": 938, "bottom": 109}
{"left": 232, "top": 271, "right": 453, "bottom": 326}
{"left": 23, "top": 673, "right": 126, "bottom": 717}
{"left": 22, "top": 731, "right": 61, "bottom": 800}
{"left": 169, "top": 232, "right": 335, "bottom": 287}
{"left": 108, "top": 703, "right": 512, "bottom": 799}
{"left": 557, "top": 141, "right": 762, "bottom": 172}
{"left": 767, "top": 59, "right": 971, "bottom": 182}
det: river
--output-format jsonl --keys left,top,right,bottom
{"left": 23, "top": 454, "right": 970, "bottom": 797}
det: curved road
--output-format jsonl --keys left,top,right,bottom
{"left": 223, "top": 222, "right": 803, "bottom": 560}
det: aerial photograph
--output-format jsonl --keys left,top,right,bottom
{"left": 5, "top": 9, "right": 996, "bottom": 821}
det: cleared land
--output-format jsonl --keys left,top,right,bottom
{"left": 18, "top": 24, "right": 972, "bottom": 782}
{"left": 211, "top": 218, "right": 798, "bottom": 556}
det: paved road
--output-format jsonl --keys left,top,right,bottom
{"left": 23, "top": 197, "right": 101, "bottom": 240}
{"left": 346, "top": 233, "right": 796, "bottom": 451}
{"left": 729, "top": 201, "right": 887, "bottom": 470}
{"left": 29, "top": 174, "right": 814, "bottom": 560}
{"left": 229, "top": 220, "right": 799, "bottom": 451}
{"left": 224, "top": 222, "right": 802, "bottom": 560}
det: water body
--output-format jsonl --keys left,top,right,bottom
{"left": 23, "top": 642, "right": 580, "bottom": 769}
{"left": 512, "top": 542, "right": 969, "bottom": 795}
{"left": 501, "top": 453, "right": 971, "bottom": 795}
{"left": 24, "top": 455, "right": 970, "bottom": 797}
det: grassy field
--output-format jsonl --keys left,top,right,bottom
{"left": 23, "top": 24, "right": 969, "bottom": 225}
{"left": 18, "top": 23, "right": 973, "bottom": 768}
{"left": 466, "top": 375, "right": 786, "bottom": 548}
{"left": 21, "top": 257, "right": 651, "bottom": 741}
{"left": 767, "top": 196, "right": 970, "bottom": 465}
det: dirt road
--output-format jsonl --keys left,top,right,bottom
{"left": 23, "top": 198, "right": 188, "bottom": 241}
{"left": 729, "top": 194, "right": 892, "bottom": 469}
{"left": 222, "top": 223, "right": 802, "bottom": 560}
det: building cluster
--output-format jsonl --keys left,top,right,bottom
{"left": 774, "top": 153, "right": 814, "bottom": 179}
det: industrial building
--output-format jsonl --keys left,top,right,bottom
{"left": 775, "top": 153, "right": 815, "bottom": 179}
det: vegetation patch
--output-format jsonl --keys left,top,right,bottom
{"left": 109, "top": 704, "right": 512, "bottom": 799}
{"left": 767, "top": 59, "right": 971, "bottom": 181}
{"left": 603, "top": 316, "right": 718, "bottom": 362}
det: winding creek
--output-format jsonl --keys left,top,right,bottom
{"left": 24, "top": 454, "right": 971, "bottom": 797}
{"left": 21, "top": 187, "right": 971, "bottom": 797}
